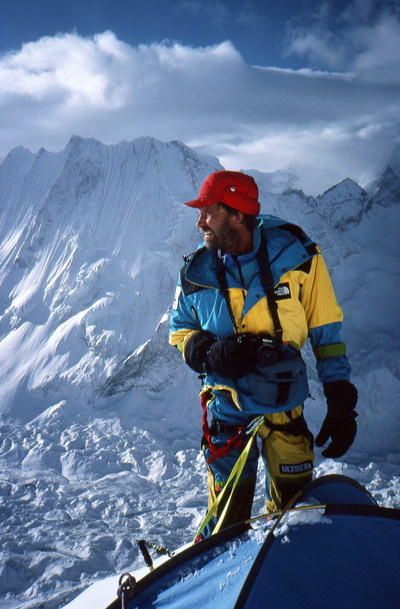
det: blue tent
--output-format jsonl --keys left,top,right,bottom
{"left": 107, "top": 475, "right": 400, "bottom": 609}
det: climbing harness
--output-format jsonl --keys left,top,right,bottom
{"left": 196, "top": 402, "right": 313, "bottom": 542}
{"left": 200, "top": 390, "right": 252, "bottom": 464}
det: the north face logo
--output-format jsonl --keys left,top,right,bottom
{"left": 273, "top": 283, "right": 291, "bottom": 299}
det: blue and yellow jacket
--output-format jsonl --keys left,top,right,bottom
{"left": 169, "top": 215, "right": 351, "bottom": 424}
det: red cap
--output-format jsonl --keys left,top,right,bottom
{"left": 185, "top": 171, "right": 260, "bottom": 216}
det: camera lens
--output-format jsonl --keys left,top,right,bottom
{"left": 257, "top": 339, "right": 278, "bottom": 366}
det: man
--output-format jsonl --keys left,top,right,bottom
{"left": 169, "top": 170, "right": 358, "bottom": 537}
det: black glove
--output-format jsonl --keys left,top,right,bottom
{"left": 184, "top": 330, "right": 216, "bottom": 373}
{"left": 206, "top": 334, "right": 261, "bottom": 379}
{"left": 315, "top": 380, "right": 358, "bottom": 458}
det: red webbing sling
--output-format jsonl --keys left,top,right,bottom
{"left": 200, "top": 390, "right": 247, "bottom": 464}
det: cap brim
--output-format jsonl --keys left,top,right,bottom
{"left": 184, "top": 196, "right": 217, "bottom": 208}
{"left": 184, "top": 198, "right": 202, "bottom": 208}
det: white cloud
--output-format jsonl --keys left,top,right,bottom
{"left": 351, "top": 14, "right": 400, "bottom": 82}
{"left": 285, "top": 2, "right": 400, "bottom": 82}
{"left": 286, "top": 31, "right": 345, "bottom": 70}
{"left": 0, "top": 28, "right": 399, "bottom": 194}
{"left": 0, "top": 31, "right": 130, "bottom": 107}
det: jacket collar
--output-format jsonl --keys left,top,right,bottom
{"left": 184, "top": 217, "right": 316, "bottom": 289}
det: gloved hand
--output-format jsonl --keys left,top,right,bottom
{"left": 316, "top": 380, "right": 358, "bottom": 458}
{"left": 207, "top": 334, "right": 261, "bottom": 378}
{"left": 184, "top": 330, "right": 216, "bottom": 373}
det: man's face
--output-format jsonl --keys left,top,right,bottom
{"left": 196, "top": 203, "right": 241, "bottom": 252}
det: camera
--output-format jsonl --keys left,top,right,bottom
{"left": 234, "top": 332, "right": 280, "bottom": 367}
{"left": 256, "top": 335, "right": 279, "bottom": 366}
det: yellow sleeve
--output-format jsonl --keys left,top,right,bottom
{"left": 300, "top": 250, "right": 344, "bottom": 330}
{"left": 169, "top": 328, "right": 198, "bottom": 354}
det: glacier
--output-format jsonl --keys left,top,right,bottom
{"left": 0, "top": 135, "right": 399, "bottom": 608}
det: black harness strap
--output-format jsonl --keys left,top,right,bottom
{"left": 215, "top": 252, "right": 240, "bottom": 334}
{"left": 256, "top": 236, "right": 284, "bottom": 345}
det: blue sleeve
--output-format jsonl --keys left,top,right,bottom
{"left": 169, "top": 273, "right": 201, "bottom": 348}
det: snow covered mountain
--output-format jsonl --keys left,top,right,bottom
{"left": 0, "top": 136, "right": 399, "bottom": 609}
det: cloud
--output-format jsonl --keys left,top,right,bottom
{"left": 0, "top": 28, "right": 399, "bottom": 194}
{"left": 0, "top": 31, "right": 130, "bottom": 107}
{"left": 285, "top": 1, "right": 400, "bottom": 81}
{"left": 351, "top": 14, "right": 400, "bottom": 82}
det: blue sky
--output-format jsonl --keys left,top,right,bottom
{"left": 1, "top": 0, "right": 364, "bottom": 69}
{"left": 1, "top": 0, "right": 399, "bottom": 193}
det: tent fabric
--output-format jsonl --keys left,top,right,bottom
{"left": 126, "top": 532, "right": 259, "bottom": 609}
{"left": 235, "top": 477, "right": 399, "bottom": 608}
{"left": 234, "top": 505, "right": 400, "bottom": 609}
{"left": 105, "top": 522, "right": 254, "bottom": 609}
{"left": 107, "top": 475, "right": 400, "bottom": 609}
{"left": 294, "top": 472, "right": 378, "bottom": 506}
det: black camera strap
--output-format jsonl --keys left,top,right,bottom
{"left": 256, "top": 236, "right": 284, "bottom": 345}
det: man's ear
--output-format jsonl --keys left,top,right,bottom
{"left": 233, "top": 210, "right": 245, "bottom": 225}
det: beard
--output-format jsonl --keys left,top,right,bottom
{"left": 201, "top": 225, "right": 242, "bottom": 253}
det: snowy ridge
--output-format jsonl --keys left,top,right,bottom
{"left": 0, "top": 137, "right": 399, "bottom": 608}
{"left": 0, "top": 136, "right": 221, "bottom": 421}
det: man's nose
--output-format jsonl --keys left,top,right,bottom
{"left": 196, "top": 215, "right": 206, "bottom": 228}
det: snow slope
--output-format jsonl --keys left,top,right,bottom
{"left": 0, "top": 137, "right": 399, "bottom": 609}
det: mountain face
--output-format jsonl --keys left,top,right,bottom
{"left": 0, "top": 136, "right": 222, "bottom": 422}
{"left": 370, "top": 166, "right": 400, "bottom": 207}
{"left": 0, "top": 136, "right": 399, "bottom": 608}
{"left": 0, "top": 135, "right": 399, "bottom": 441}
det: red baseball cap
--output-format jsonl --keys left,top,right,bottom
{"left": 185, "top": 171, "right": 260, "bottom": 216}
